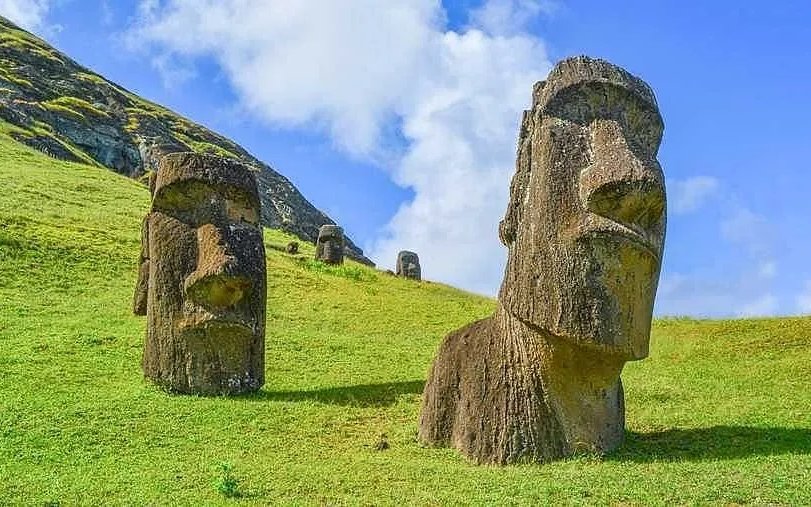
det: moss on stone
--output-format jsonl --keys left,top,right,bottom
{"left": 0, "top": 30, "right": 64, "bottom": 64}
{"left": 41, "top": 102, "right": 86, "bottom": 123}
{"left": 46, "top": 97, "right": 110, "bottom": 119}
{"left": 0, "top": 65, "right": 33, "bottom": 88}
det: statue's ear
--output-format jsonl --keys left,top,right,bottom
{"left": 133, "top": 215, "right": 149, "bottom": 316}
{"left": 148, "top": 170, "right": 157, "bottom": 197}
{"left": 501, "top": 81, "right": 546, "bottom": 247}
{"left": 498, "top": 217, "right": 515, "bottom": 246}
{"left": 500, "top": 110, "right": 536, "bottom": 247}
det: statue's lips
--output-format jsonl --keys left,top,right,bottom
{"left": 578, "top": 221, "right": 661, "bottom": 261}
{"left": 176, "top": 313, "right": 255, "bottom": 336}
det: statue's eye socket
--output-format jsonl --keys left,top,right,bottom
{"left": 224, "top": 198, "right": 259, "bottom": 225}
{"left": 153, "top": 181, "right": 210, "bottom": 215}
{"left": 154, "top": 182, "right": 260, "bottom": 226}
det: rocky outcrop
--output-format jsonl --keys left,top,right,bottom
{"left": 0, "top": 15, "right": 372, "bottom": 264}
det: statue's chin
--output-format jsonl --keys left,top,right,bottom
{"left": 593, "top": 322, "right": 651, "bottom": 360}
{"left": 508, "top": 292, "right": 653, "bottom": 362}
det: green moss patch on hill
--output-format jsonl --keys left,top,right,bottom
{"left": 1, "top": 133, "right": 810, "bottom": 504}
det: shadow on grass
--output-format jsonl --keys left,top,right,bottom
{"left": 244, "top": 380, "right": 425, "bottom": 407}
{"left": 613, "top": 426, "right": 811, "bottom": 462}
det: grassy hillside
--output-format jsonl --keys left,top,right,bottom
{"left": 0, "top": 15, "right": 372, "bottom": 263}
{"left": 1, "top": 130, "right": 810, "bottom": 505}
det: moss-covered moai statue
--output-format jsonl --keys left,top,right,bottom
{"left": 419, "top": 56, "right": 667, "bottom": 464}
{"left": 396, "top": 251, "right": 421, "bottom": 280}
{"left": 315, "top": 224, "right": 344, "bottom": 265}
{"left": 133, "top": 152, "right": 267, "bottom": 395}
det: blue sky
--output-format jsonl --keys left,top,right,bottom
{"left": 4, "top": 0, "right": 810, "bottom": 317}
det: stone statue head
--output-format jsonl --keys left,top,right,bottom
{"left": 498, "top": 56, "right": 666, "bottom": 360}
{"left": 134, "top": 152, "right": 266, "bottom": 394}
{"left": 315, "top": 224, "right": 344, "bottom": 265}
{"left": 396, "top": 250, "right": 421, "bottom": 280}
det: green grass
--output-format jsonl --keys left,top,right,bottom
{"left": 73, "top": 71, "right": 109, "bottom": 87}
{"left": 0, "top": 119, "right": 101, "bottom": 168}
{"left": 40, "top": 101, "right": 86, "bottom": 123}
{"left": 0, "top": 28, "right": 64, "bottom": 64}
{"left": 0, "top": 63, "right": 33, "bottom": 88}
{"left": 45, "top": 96, "right": 110, "bottom": 119}
{"left": 0, "top": 132, "right": 809, "bottom": 505}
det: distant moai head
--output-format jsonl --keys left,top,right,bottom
{"left": 315, "top": 225, "right": 344, "bottom": 264}
{"left": 396, "top": 251, "right": 421, "bottom": 280}
{"left": 286, "top": 241, "right": 299, "bottom": 254}
{"left": 498, "top": 56, "right": 666, "bottom": 360}
{"left": 134, "top": 152, "right": 266, "bottom": 394}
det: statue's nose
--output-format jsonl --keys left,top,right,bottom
{"left": 579, "top": 120, "right": 666, "bottom": 235}
{"left": 184, "top": 224, "right": 253, "bottom": 309}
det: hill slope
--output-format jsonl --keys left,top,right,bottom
{"left": 0, "top": 15, "right": 371, "bottom": 264}
{"left": 1, "top": 133, "right": 810, "bottom": 504}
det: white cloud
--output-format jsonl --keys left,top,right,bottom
{"left": 656, "top": 270, "right": 781, "bottom": 318}
{"left": 798, "top": 281, "right": 811, "bottom": 314}
{"left": 656, "top": 200, "right": 781, "bottom": 317}
{"left": 149, "top": 51, "right": 197, "bottom": 90}
{"left": 738, "top": 293, "right": 778, "bottom": 317}
{"left": 757, "top": 260, "right": 777, "bottom": 280}
{"left": 100, "top": 0, "right": 114, "bottom": 26}
{"left": 669, "top": 175, "right": 718, "bottom": 214}
{"left": 127, "top": 0, "right": 443, "bottom": 157}
{"left": 129, "top": 0, "right": 551, "bottom": 294}
{"left": 0, "top": 0, "right": 50, "bottom": 31}
{"left": 721, "top": 206, "right": 772, "bottom": 258}
{"left": 470, "top": 0, "right": 557, "bottom": 35}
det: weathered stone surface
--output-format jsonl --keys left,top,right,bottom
{"left": 134, "top": 152, "right": 267, "bottom": 395}
{"left": 315, "top": 225, "right": 344, "bottom": 265}
{"left": 0, "top": 15, "right": 373, "bottom": 266}
{"left": 396, "top": 251, "right": 421, "bottom": 280}
{"left": 419, "top": 56, "right": 667, "bottom": 464}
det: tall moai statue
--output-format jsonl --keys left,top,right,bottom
{"left": 133, "top": 153, "right": 267, "bottom": 395}
{"left": 396, "top": 251, "right": 421, "bottom": 280}
{"left": 419, "top": 56, "right": 667, "bottom": 464}
{"left": 315, "top": 224, "right": 344, "bottom": 265}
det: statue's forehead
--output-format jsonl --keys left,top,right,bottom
{"left": 154, "top": 152, "right": 260, "bottom": 206}
{"left": 537, "top": 56, "right": 659, "bottom": 113}
{"left": 540, "top": 82, "right": 663, "bottom": 133}
{"left": 533, "top": 56, "right": 663, "bottom": 133}
{"left": 318, "top": 225, "right": 343, "bottom": 238}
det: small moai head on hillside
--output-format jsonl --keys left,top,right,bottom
{"left": 315, "top": 224, "right": 344, "bottom": 265}
{"left": 396, "top": 251, "right": 421, "bottom": 280}
{"left": 498, "top": 56, "right": 666, "bottom": 360}
{"left": 286, "top": 241, "right": 299, "bottom": 254}
{"left": 134, "top": 152, "right": 266, "bottom": 395}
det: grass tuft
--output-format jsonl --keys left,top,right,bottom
{"left": 296, "top": 257, "right": 378, "bottom": 282}
{"left": 212, "top": 462, "right": 241, "bottom": 498}
{"left": 45, "top": 96, "right": 110, "bottom": 119}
